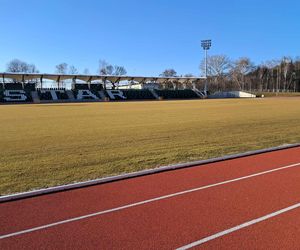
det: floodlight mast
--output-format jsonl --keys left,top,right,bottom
{"left": 201, "top": 39, "right": 212, "bottom": 95}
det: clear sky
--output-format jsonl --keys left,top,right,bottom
{"left": 0, "top": 0, "right": 299, "bottom": 76}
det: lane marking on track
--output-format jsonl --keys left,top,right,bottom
{"left": 176, "top": 202, "right": 300, "bottom": 250}
{"left": 1, "top": 162, "right": 300, "bottom": 240}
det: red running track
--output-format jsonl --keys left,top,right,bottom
{"left": 1, "top": 146, "right": 300, "bottom": 249}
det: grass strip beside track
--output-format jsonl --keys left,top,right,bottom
{"left": 1, "top": 98, "right": 300, "bottom": 194}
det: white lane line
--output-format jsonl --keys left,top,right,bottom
{"left": 176, "top": 202, "right": 300, "bottom": 250}
{"left": 1, "top": 162, "right": 300, "bottom": 240}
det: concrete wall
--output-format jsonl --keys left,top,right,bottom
{"left": 209, "top": 91, "right": 256, "bottom": 99}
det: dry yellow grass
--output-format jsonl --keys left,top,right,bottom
{"left": 1, "top": 98, "right": 300, "bottom": 195}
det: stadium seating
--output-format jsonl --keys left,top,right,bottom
{"left": 90, "top": 84, "right": 103, "bottom": 91}
{"left": 0, "top": 90, "right": 3, "bottom": 102}
{"left": 72, "top": 84, "right": 90, "bottom": 90}
{"left": 72, "top": 89, "right": 101, "bottom": 100}
{"left": 4, "top": 83, "right": 23, "bottom": 90}
{"left": 122, "top": 89, "right": 156, "bottom": 100}
{"left": 38, "top": 91, "right": 53, "bottom": 100}
{"left": 0, "top": 82, "right": 202, "bottom": 103}
{"left": 0, "top": 83, "right": 30, "bottom": 102}
{"left": 154, "top": 89, "right": 199, "bottom": 99}
{"left": 56, "top": 91, "right": 69, "bottom": 100}
{"left": 24, "top": 83, "right": 36, "bottom": 91}
{"left": 104, "top": 89, "right": 156, "bottom": 100}
{"left": 38, "top": 89, "right": 69, "bottom": 100}
{"left": 71, "top": 84, "right": 101, "bottom": 100}
{"left": 0, "top": 84, "right": 3, "bottom": 101}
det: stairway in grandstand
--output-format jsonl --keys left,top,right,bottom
{"left": 66, "top": 90, "right": 75, "bottom": 100}
{"left": 98, "top": 91, "right": 107, "bottom": 101}
{"left": 149, "top": 89, "right": 159, "bottom": 99}
{"left": 31, "top": 91, "right": 40, "bottom": 103}
{"left": 192, "top": 88, "right": 207, "bottom": 98}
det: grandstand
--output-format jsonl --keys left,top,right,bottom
{"left": 155, "top": 89, "right": 200, "bottom": 99}
{"left": 0, "top": 72, "right": 206, "bottom": 103}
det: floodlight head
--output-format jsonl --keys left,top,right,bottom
{"left": 201, "top": 39, "right": 212, "bottom": 50}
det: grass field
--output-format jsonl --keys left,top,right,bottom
{"left": 1, "top": 98, "right": 300, "bottom": 195}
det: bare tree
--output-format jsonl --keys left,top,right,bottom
{"left": 200, "top": 55, "right": 231, "bottom": 77}
{"left": 160, "top": 69, "right": 177, "bottom": 77}
{"left": 98, "top": 60, "right": 127, "bottom": 75}
{"left": 231, "top": 57, "right": 254, "bottom": 90}
{"left": 6, "top": 59, "right": 39, "bottom": 83}
{"left": 263, "top": 60, "right": 280, "bottom": 92}
{"left": 55, "top": 63, "right": 68, "bottom": 74}
{"left": 69, "top": 65, "right": 78, "bottom": 75}
{"left": 27, "top": 64, "right": 39, "bottom": 73}
{"left": 99, "top": 60, "right": 113, "bottom": 75}
{"left": 55, "top": 63, "right": 68, "bottom": 88}
{"left": 200, "top": 55, "right": 231, "bottom": 91}
{"left": 6, "top": 59, "right": 39, "bottom": 73}
{"left": 281, "top": 56, "right": 292, "bottom": 91}
{"left": 114, "top": 65, "right": 127, "bottom": 75}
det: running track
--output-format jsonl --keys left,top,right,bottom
{"left": 1, "top": 146, "right": 300, "bottom": 249}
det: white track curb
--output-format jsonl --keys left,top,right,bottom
{"left": 1, "top": 143, "right": 300, "bottom": 203}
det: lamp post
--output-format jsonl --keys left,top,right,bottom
{"left": 201, "top": 39, "right": 211, "bottom": 94}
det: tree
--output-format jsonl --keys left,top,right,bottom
{"left": 200, "top": 55, "right": 232, "bottom": 77}
{"left": 55, "top": 63, "right": 68, "bottom": 74}
{"left": 98, "top": 60, "right": 127, "bottom": 75}
{"left": 99, "top": 60, "right": 113, "bottom": 75}
{"left": 231, "top": 57, "right": 254, "bottom": 90}
{"left": 160, "top": 69, "right": 177, "bottom": 77}
{"left": 55, "top": 63, "right": 68, "bottom": 88}
{"left": 114, "top": 65, "right": 127, "bottom": 75}
{"left": 200, "top": 55, "right": 231, "bottom": 91}
{"left": 6, "top": 59, "right": 39, "bottom": 73}
{"left": 6, "top": 59, "right": 39, "bottom": 83}
{"left": 69, "top": 65, "right": 78, "bottom": 75}
{"left": 27, "top": 64, "right": 39, "bottom": 73}
{"left": 281, "top": 56, "right": 292, "bottom": 91}
{"left": 263, "top": 60, "right": 280, "bottom": 92}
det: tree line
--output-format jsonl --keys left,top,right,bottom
{"left": 3, "top": 56, "right": 300, "bottom": 92}
{"left": 159, "top": 56, "right": 300, "bottom": 92}
{"left": 199, "top": 55, "right": 300, "bottom": 93}
{"left": 4, "top": 59, "right": 127, "bottom": 76}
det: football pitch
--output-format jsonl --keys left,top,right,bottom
{"left": 1, "top": 98, "right": 300, "bottom": 195}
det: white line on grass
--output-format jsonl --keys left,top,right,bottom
{"left": 1, "top": 162, "right": 300, "bottom": 240}
{"left": 176, "top": 202, "right": 300, "bottom": 249}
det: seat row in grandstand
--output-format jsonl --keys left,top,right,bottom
{"left": 155, "top": 89, "right": 199, "bottom": 99}
{"left": 72, "top": 83, "right": 103, "bottom": 91}
{"left": 0, "top": 83, "right": 36, "bottom": 91}
{"left": 37, "top": 90, "right": 69, "bottom": 100}
{"left": 0, "top": 83, "right": 104, "bottom": 91}
{"left": 102, "top": 89, "right": 157, "bottom": 100}
{"left": 36, "top": 87, "right": 66, "bottom": 91}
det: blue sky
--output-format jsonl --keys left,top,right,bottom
{"left": 0, "top": 0, "right": 299, "bottom": 76}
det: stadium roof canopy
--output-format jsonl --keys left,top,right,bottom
{"left": 0, "top": 72, "right": 205, "bottom": 84}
